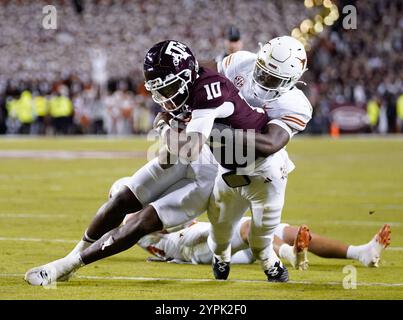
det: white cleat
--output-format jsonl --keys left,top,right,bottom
{"left": 24, "top": 255, "right": 81, "bottom": 286}
{"left": 359, "top": 224, "right": 391, "bottom": 267}
{"left": 24, "top": 264, "right": 58, "bottom": 286}
{"left": 293, "top": 224, "right": 311, "bottom": 271}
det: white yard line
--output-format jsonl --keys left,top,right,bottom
{"left": 1, "top": 235, "right": 402, "bottom": 288}
{"left": 0, "top": 237, "right": 76, "bottom": 243}
{"left": 0, "top": 150, "right": 146, "bottom": 159}
{"left": 1, "top": 273, "right": 403, "bottom": 287}
{"left": 0, "top": 213, "right": 67, "bottom": 219}
{"left": 77, "top": 275, "right": 403, "bottom": 287}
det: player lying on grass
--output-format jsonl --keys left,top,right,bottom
{"left": 111, "top": 178, "right": 390, "bottom": 269}
{"left": 134, "top": 217, "right": 391, "bottom": 269}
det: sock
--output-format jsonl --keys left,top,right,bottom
{"left": 346, "top": 243, "right": 369, "bottom": 260}
{"left": 214, "top": 245, "right": 231, "bottom": 263}
{"left": 66, "top": 230, "right": 97, "bottom": 258}
{"left": 50, "top": 253, "right": 85, "bottom": 281}
{"left": 65, "top": 253, "right": 85, "bottom": 269}
{"left": 346, "top": 238, "right": 383, "bottom": 267}
{"left": 278, "top": 243, "right": 296, "bottom": 268}
{"left": 67, "top": 239, "right": 92, "bottom": 258}
{"left": 260, "top": 246, "right": 283, "bottom": 271}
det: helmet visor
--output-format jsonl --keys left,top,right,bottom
{"left": 155, "top": 78, "right": 183, "bottom": 100}
{"left": 151, "top": 78, "right": 189, "bottom": 111}
{"left": 253, "top": 63, "right": 287, "bottom": 90}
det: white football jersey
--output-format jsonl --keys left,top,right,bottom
{"left": 218, "top": 50, "right": 313, "bottom": 137}
{"left": 137, "top": 230, "right": 183, "bottom": 262}
{"left": 137, "top": 221, "right": 211, "bottom": 263}
{"left": 137, "top": 219, "right": 252, "bottom": 264}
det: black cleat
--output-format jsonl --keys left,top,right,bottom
{"left": 264, "top": 261, "right": 289, "bottom": 282}
{"left": 212, "top": 256, "right": 230, "bottom": 280}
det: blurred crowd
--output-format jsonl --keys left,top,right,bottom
{"left": 305, "top": 0, "right": 403, "bottom": 134}
{"left": 0, "top": 0, "right": 401, "bottom": 135}
{"left": 2, "top": 77, "right": 157, "bottom": 135}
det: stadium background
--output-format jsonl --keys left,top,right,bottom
{"left": 0, "top": 0, "right": 401, "bottom": 136}
{"left": 0, "top": 0, "right": 402, "bottom": 301}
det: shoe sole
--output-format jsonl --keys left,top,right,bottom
{"left": 376, "top": 224, "right": 391, "bottom": 248}
{"left": 294, "top": 224, "right": 311, "bottom": 271}
{"left": 371, "top": 224, "right": 391, "bottom": 268}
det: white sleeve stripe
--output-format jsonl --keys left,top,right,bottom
{"left": 268, "top": 119, "right": 293, "bottom": 138}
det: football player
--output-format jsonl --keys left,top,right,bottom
{"left": 135, "top": 217, "right": 390, "bottom": 269}
{"left": 84, "top": 176, "right": 390, "bottom": 268}
{"left": 202, "top": 36, "right": 314, "bottom": 282}
{"left": 24, "top": 40, "right": 283, "bottom": 286}
{"left": 109, "top": 176, "right": 307, "bottom": 267}
{"left": 201, "top": 34, "right": 389, "bottom": 277}
{"left": 107, "top": 176, "right": 388, "bottom": 269}
{"left": 137, "top": 218, "right": 391, "bottom": 269}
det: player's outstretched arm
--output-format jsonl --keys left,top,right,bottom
{"left": 237, "top": 123, "right": 290, "bottom": 158}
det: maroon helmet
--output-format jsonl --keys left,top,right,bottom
{"left": 144, "top": 40, "right": 198, "bottom": 111}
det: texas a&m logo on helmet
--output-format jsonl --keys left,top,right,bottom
{"left": 144, "top": 40, "right": 198, "bottom": 111}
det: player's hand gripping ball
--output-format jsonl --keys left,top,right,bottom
{"left": 153, "top": 112, "right": 173, "bottom": 129}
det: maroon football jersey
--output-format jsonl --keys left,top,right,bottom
{"left": 186, "top": 68, "right": 268, "bottom": 170}
{"left": 186, "top": 68, "right": 269, "bottom": 132}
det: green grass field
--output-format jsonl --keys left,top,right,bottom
{"left": 0, "top": 136, "right": 402, "bottom": 299}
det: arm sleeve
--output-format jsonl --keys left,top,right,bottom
{"left": 268, "top": 119, "right": 294, "bottom": 139}
{"left": 186, "top": 109, "right": 216, "bottom": 138}
{"left": 186, "top": 102, "right": 235, "bottom": 138}
{"left": 278, "top": 90, "right": 313, "bottom": 133}
{"left": 280, "top": 113, "right": 310, "bottom": 132}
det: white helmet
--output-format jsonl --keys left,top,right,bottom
{"left": 252, "top": 36, "right": 307, "bottom": 101}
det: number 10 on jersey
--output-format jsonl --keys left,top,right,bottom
{"left": 204, "top": 82, "right": 222, "bottom": 100}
